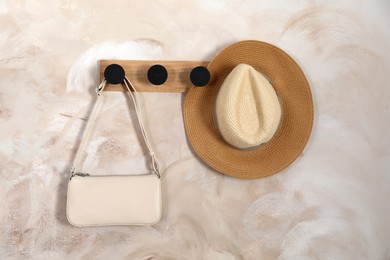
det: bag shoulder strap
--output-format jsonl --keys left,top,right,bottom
{"left": 70, "top": 77, "right": 161, "bottom": 179}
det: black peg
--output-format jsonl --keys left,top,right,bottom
{"left": 147, "top": 64, "right": 168, "bottom": 85}
{"left": 190, "top": 66, "right": 210, "bottom": 87}
{"left": 104, "top": 64, "right": 125, "bottom": 85}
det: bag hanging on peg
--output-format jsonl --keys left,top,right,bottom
{"left": 66, "top": 64, "right": 162, "bottom": 227}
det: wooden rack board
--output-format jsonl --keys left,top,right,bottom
{"left": 100, "top": 60, "right": 210, "bottom": 93}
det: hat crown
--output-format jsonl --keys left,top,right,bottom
{"left": 216, "top": 63, "right": 282, "bottom": 149}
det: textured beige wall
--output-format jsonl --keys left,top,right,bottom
{"left": 1, "top": 0, "right": 390, "bottom": 259}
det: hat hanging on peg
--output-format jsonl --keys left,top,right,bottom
{"left": 190, "top": 66, "right": 210, "bottom": 87}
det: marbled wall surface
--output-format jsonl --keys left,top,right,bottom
{"left": 1, "top": 0, "right": 390, "bottom": 259}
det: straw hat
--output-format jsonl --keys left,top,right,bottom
{"left": 183, "top": 40, "right": 314, "bottom": 179}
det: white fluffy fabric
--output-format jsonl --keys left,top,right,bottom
{"left": 1, "top": 0, "right": 389, "bottom": 259}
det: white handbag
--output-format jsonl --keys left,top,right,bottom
{"left": 66, "top": 76, "right": 162, "bottom": 227}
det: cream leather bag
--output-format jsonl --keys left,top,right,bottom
{"left": 67, "top": 77, "right": 162, "bottom": 227}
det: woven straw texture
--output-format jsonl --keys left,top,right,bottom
{"left": 183, "top": 40, "right": 314, "bottom": 179}
{"left": 215, "top": 63, "right": 282, "bottom": 149}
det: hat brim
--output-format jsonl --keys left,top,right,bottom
{"left": 183, "top": 40, "right": 314, "bottom": 179}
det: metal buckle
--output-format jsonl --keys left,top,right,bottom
{"left": 95, "top": 80, "right": 107, "bottom": 95}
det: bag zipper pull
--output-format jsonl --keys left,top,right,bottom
{"left": 70, "top": 168, "right": 90, "bottom": 179}
{"left": 74, "top": 173, "right": 90, "bottom": 177}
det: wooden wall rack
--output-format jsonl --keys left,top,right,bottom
{"left": 100, "top": 60, "right": 210, "bottom": 93}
